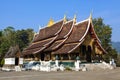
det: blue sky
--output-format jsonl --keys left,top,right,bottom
{"left": 0, "top": 0, "right": 120, "bottom": 42}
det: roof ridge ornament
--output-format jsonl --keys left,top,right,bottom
{"left": 34, "top": 32, "right": 37, "bottom": 36}
{"left": 89, "top": 10, "right": 93, "bottom": 20}
{"left": 47, "top": 18, "right": 54, "bottom": 27}
{"left": 37, "top": 25, "right": 41, "bottom": 34}
{"left": 73, "top": 14, "right": 76, "bottom": 23}
{"left": 63, "top": 14, "right": 67, "bottom": 22}
{"left": 89, "top": 12, "right": 92, "bottom": 19}
{"left": 39, "top": 25, "right": 41, "bottom": 30}
{"left": 89, "top": 11, "right": 93, "bottom": 24}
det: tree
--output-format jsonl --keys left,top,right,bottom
{"left": 0, "top": 30, "right": 2, "bottom": 37}
{"left": 3, "top": 26, "right": 16, "bottom": 46}
{"left": 0, "top": 30, "right": 2, "bottom": 46}
{"left": 0, "top": 27, "right": 16, "bottom": 66}
{"left": 25, "top": 29, "right": 34, "bottom": 43}
{"left": 0, "top": 26, "right": 15, "bottom": 58}
{"left": 116, "top": 54, "right": 120, "bottom": 66}
{"left": 0, "top": 27, "right": 15, "bottom": 55}
{"left": 0, "top": 30, "right": 3, "bottom": 57}
{"left": 15, "top": 29, "right": 34, "bottom": 51}
{"left": 0, "top": 27, "right": 34, "bottom": 66}
{"left": 0, "top": 27, "right": 34, "bottom": 55}
{"left": 93, "top": 18, "right": 118, "bottom": 62}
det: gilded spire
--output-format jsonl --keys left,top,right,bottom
{"left": 39, "top": 25, "right": 41, "bottom": 30}
{"left": 34, "top": 32, "right": 37, "bottom": 38}
{"left": 89, "top": 11, "right": 93, "bottom": 23}
{"left": 63, "top": 14, "right": 67, "bottom": 22}
{"left": 47, "top": 18, "right": 54, "bottom": 27}
{"left": 73, "top": 14, "right": 76, "bottom": 23}
{"left": 38, "top": 25, "right": 41, "bottom": 33}
{"left": 89, "top": 10, "right": 93, "bottom": 19}
{"left": 89, "top": 12, "right": 92, "bottom": 19}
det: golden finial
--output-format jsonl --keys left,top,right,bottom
{"left": 34, "top": 32, "right": 37, "bottom": 37}
{"left": 89, "top": 12, "right": 92, "bottom": 19}
{"left": 89, "top": 10, "right": 93, "bottom": 19}
{"left": 38, "top": 25, "right": 41, "bottom": 30}
{"left": 63, "top": 14, "right": 67, "bottom": 22}
{"left": 47, "top": 18, "right": 54, "bottom": 27}
{"left": 73, "top": 14, "right": 76, "bottom": 23}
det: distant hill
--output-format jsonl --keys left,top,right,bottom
{"left": 112, "top": 42, "right": 120, "bottom": 53}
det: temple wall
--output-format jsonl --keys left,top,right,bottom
{"left": 82, "top": 33, "right": 94, "bottom": 49}
{"left": 19, "top": 58, "right": 23, "bottom": 65}
{"left": 5, "top": 58, "right": 15, "bottom": 65}
{"left": 23, "top": 33, "right": 103, "bottom": 62}
{"left": 4, "top": 57, "right": 23, "bottom": 65}
{"left": 81, "top": 33, "right": 95, "bottom": 57}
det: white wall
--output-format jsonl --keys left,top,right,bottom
{"left": 5, "top": 58, "right": 15, "bottom": 65}
{"left": 19, "top": 58, "right": 23, "bottom": 64}
{"left": 5, "top": 58, "right": 23, "bottom": 65}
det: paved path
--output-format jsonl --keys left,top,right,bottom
{"left": 0, "top": 67, "right": 120, "bottom": 80}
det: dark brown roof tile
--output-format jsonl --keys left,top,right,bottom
{"left": 44, "top": 40, "right": 63, "bottom": 51}
{"left": 56, "top": 20, "right": 73, "bottom": 40}
{"left": 26, "top": 37, "right": 54, "bottom": 50}
{"left": 34, "top": 20, "right": 63, "bottom": 42}
{"left": 52, "top": 43, "right": 79, "bottom": 54}
{"left": 65, "top": 21, "right": 88, "bottom": 43}
{"left": 23, "top": 47, "right": 43, "bottom": 55}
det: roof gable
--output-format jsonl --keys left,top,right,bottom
{"left": 33, "top": 20, "right": 64, "bottom": 42}
{"left": 5, "top": 45, "right": 21, "bottom": 58}
{"left": 23, "top": 15, "right": 107, "bottom": 55}
{"left": 65, "top": 20, "right": 89, "bottom": 43}
{"left": 56, "top": 20, "right": 74, "bottom": 40}
{"left": 44, "top": 20, "right": 74, "bottom": 52}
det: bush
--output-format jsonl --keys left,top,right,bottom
{"left": 116, "top": 54, "right": 120, "bottom": 67}
{"left": 65, "top": 66, "right": 72, "bottom": 71}
{"left": 116, "top": 62, "right": 120, "bottom": 67}
{"left": 0, "top": 59, "right": 5, "bottom": 67}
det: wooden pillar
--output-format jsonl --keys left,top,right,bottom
{"left": 68, "top": 54, "right": 71, "bottom": 60}
{"left": 61, "top": 54, "right": 63, "bottom": 60}
{"left": 51, "top": 54, "right": 55, "bottom": 60}
{"left": 33, "top": 54, "right": 38, "bottom": 61}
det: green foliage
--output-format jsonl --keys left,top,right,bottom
{"left": 0, "top": 59, "right": 5, "bottom": 67}
{"left": 15, "top": 29, "right": 34, "bottom": 51}
{"left": 65, "top": 66, "right": 72, "bottom": 71}
{"left": 0, "top": 27, "right": 16, "bottom": 56}
{"left": 93, "top": 18, "right": 118, "bottom": 62}
{"left": 116, "top": 54, "right": 120, "bottom": 67}
{"left": 3, "top": 26, "right": 16, "bottom": 46}
{"left": 0, "top": 27, "right": 34, "bottom": 58}
{"left": 15, "top": 30, "right": 29, "bottom": 51}
{"left": 103, "top": 48, "right": 118, "bottom": 62}
{"left": 93, "top": 18, "right": 112, "bottom": 48}
{"left": 0, "top": 30, "right": 3, "bottom": 53}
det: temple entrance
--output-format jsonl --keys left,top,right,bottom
{"left": 15, "top": 57, "right": 19, "bottom": 65}
{"left": 81, "top": 45, "right": 86, "bottom": 56}
{"left": 86, "top": 45, "right": 92, "bottom": 62}
{"left": 40, "top": 53, "right": 45, "bottom": 61}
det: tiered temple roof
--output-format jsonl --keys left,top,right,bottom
{"left": 23, "top": 14, "right": 107, "bottom": 56}
{"left": 44, "top": 20, "right": 74, "bottom": 52}
{"left": 52, "top": 19, "right": 89, "bottom": 54}
{"left": 23, "top": 20, "right": 64, "bottom": 54}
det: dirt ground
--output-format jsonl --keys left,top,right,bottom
{"left": 0, "top": 67, "right": 120, "bottom": 80}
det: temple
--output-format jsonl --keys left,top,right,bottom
{"left": 23, "top": 14, "right": 107, "bottom": 63}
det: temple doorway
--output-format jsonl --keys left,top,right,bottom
{"left": 86, "top": 45, "right": 92, "bottom": 62}
{"left": 81, "top": 45, "right": 86, "bottom": 56}
{"left": 15, "top": 57, "right": 19, "bottom": 65}
{"left": 40, "top": 53, "right": 45, "bottom": 61}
